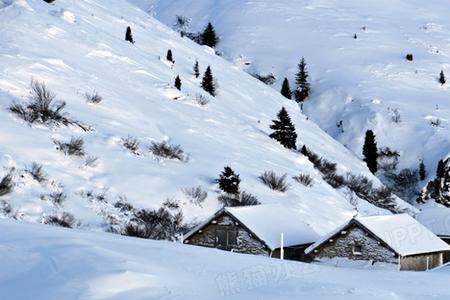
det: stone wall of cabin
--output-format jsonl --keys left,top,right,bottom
{"left": 185, "top": 214, "right": 270, "bottom": 256}
{"left": 400, "top": 252, "right": 443, "bottom": 271}
{"left": 312, "top": 225, "right": 398, "bottom": 264}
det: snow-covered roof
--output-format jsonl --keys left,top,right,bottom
{"left": 306, "top": 214, "right": 450, "bottom": 257}
{"left": 417, "top": 206, "right": 450, "bottom": 237}
{"left": 184, "top": 204, "right": 320, "bottom": 250}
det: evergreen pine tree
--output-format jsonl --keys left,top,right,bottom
{"left": 280, "top": 78, "right": 292, "bottom": 99}
{"left": 166, "top": 49, "right": 174, "bottom": 63}
{"left": 201, "top": 66, "right": 216, "bottom": 96}
{"left": 294, "top": 57, "right": 311, "bottom": 103}
{"left": 218, "top": 166, "right": 240, "bottom": 195}
{"left": 194, "top": 60, "right": 200, "bottom": 78}
{"left": 125, "top": 26, "right": 134, "bottom": 44}
{"left": 174, "top": 75, "right": 182, "bottom": 91}
{"left": 363, "top": 130, "right": 378, "bottom": 173}
{"left": 269, "top": 107, "right": 297, "bottom": 149}
{"left": 201, "top": 22, "right": 218, "bottom": 48}
{"left": 440, "top": 70, "right": 446, "bottom": 85}
{"left": 437, "top": 159, "right": 446, "bottom": 178}
{"left": 419, "top": 160, "right": 427, "bottom": 181}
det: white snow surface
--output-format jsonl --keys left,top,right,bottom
{"left": 3, "top": 219, "right": 450, "bottom": 300}
{"left": 0, "top": 0, "right": 414, "bottom": 232}
{"left": 307, "top": 214, "right": 450, "bottom": 256}
{"left": 142, "top": 0, "right": 450, "bottom": 198}
{"left": 226, "top": 204, "right": 320, "bottom": 249}
{"left": 417, "top": 203, "right": 450, "bottom": 237}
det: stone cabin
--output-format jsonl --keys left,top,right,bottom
{"left": 183, "top": 204, "right": 319, "bottom": 261}
{"left": 305, "top": 214, "right": 450, "bottom": 271}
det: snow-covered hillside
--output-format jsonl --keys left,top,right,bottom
{"left": 2, "top": 219, "right": 450, "bottom": 300}
{"left": 143, "top": 0, "right": 450, "bottom": 200}
{"left": 0, "top": 0, "right": 415, "bottom": 234}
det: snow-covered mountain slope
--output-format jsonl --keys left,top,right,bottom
{"left": 143, "top": 0, "right": 450, "bottom": 196}
{"left": 2, "top": 219, "right": 450, "bottom": 300}
{"left": 0, "top": 0, "right": 414, "bottom": 234}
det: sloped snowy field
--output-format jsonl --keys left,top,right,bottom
{"left": 0, "top": 0, "right": 411, "bottom": 232}
{"left": 1, "top": 219, "right": 450, "bottom": 300}
{"left": 144, "top": 0, "right": 450, "bottom": 195}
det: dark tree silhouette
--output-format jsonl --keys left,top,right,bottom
{"left": 280, "top": 78, "right": 292, "bottom": 99}
{"left": 419, "top": 160, "right": 426, "bottom": 181}
{"left": 125, "top": 26, "right": 134, "bottom": 44}
{"left": 440, "top": 70, "right": 446, "bottom": 85}
{"left": 295, "top": 57, "right": 311, "bottom": 102}
{"left": 201, "top": 22, "right": 218, "bottom": 48}
{"left": 201, "top": 66, "right": 216, "bottom": 96}
{"left": 174, "top": 75, "right": 182, "bottom": 91}
{"left": 193, "top": 60, "right": 200, "bottom": 78}
{"left": 218, "top": 166, "right": 240, "bottom": 195}
{"left": 363, "top": 130, "right": 378, "bottom": 173}
{"left": 437, "top": 159, "right": 446, "bottom": 179}
{"left": 269, "top": 107, "right": 297, "bottom": 150}
{"left": 166, "top": 49, "right": 174, "bottom": 63}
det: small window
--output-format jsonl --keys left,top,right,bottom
{"left": 215, "top": 226, "right": 238, "bottom": 249}
{"left": 353, "top": 243, "right": 362, "bottom": 255}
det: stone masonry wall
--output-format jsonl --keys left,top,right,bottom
{"left": 185, "top": 213, "right": 270, "bottom": 256}
{"left": 312, "top": 224, "right": 398, "bottom": 264}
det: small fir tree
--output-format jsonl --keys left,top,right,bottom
{"left": 353, "top": 34, "right": 357, "bottom": 39}
{"left": 166, "top": 49, "right": 174, "bottom": 63}
{"left": 174, "top": 75, "right": 182, "bottom": 90}
{"left": 437, "top": 159, "right": 446, "bottom": 179}
{"left": 419, "top": 160, "right": 427, "bottom": 181}
{"left": 294, "top": 57, "right": 311, "bottom": 103}
{"left": 201, "top": 22, "right": 218, "bottom": 48}
{"left": 201, "top": 66, "right": 216, "bottom": 96}
{"left": 363, "top": 130, "right": 378, "bottom": 173}
{"left": 406, "top": 53, "right": 414, "bottom": 61}
{"left": 269, "top": 107, "right": 297, "bottom": 150}
{"left": 125, "top": 26, "right": 134, "bottom": 44}
{"left": 280, "top": 78, "right": 292, "bottom": 99}
{"left": 218, "top": 166, "right": 240, "bottom": 195}
{"left": 194, "top": 60, "right": 200, "bottom": 78}
{"left": 440, "top": 70, "right": 446, "bottom": 85}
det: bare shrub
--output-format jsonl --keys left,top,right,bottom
{"left": 0, "top": 174, "right": 13, "bottom": 196}
{"left": 182, "top": 186, "right": 208, "bottom": 206}
{"left": 218, "top": 191, "right": 260, "bottom": 207}
{"left": 150, "top": 141, "right": 187, "bottom": 161}
{"left": 431, "top": 118, "right": 443, "bottom": 127}
{"left": 121, "top": 136, "right": 140, "bottom": 155}
{"left": 252, "top": 73, "right": 276, "bottom": 85}
{"left": 301, "top": 146, "right": 344, "bottom": 188}
{"left": 84, "top": 91, "right": 102, "bottom": 104}
{"left": 10, "top": 80, "right": 89, "bottom": 131}
{"left": 378, "top": 147, "right": 400, "bottom": 172}
{"left": 258, "top": 171, "right": 289, "bottom": 192}
{"left": 162, "top": 197, "right": 181, "bottom": 210}
{"left": 293, "top": 173, "right": 313, "bottom": 187}
{"left": 44, "top": 212, "right": 76, "bottom": 228}
{"left": 114, "top": 199, "right": 135, "bottom": 214}
{"left": 54, "top": 137, "right": 85, "bottom": 156}
{"left": 345, "top": 173, "right": 374, "bottom": 199}
{"left": 388, "top": 107, "right": 401, "bottom": 123}
{"left": 0, "top": 199, "right": 13, "bottom": 216}
{"left": 84, "top": 156, "right": 99, "bottom": 168}
{"left": 26, "top": 163, "right": 47, "bottom": 183}
{"left": 194, "top": 93, "right": 210, "bottom": 106}
{"left": 123, "top": 206, "right": 185, "bottom": 240}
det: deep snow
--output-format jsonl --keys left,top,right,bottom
{"left": 143, "top": 0, "right": 450, "bottom": 200}
{"left": 0, "top": 0, "right": 411, "bottom": 233}
{"left": 2, "top": 219, "right": 450, "bottom": 300}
